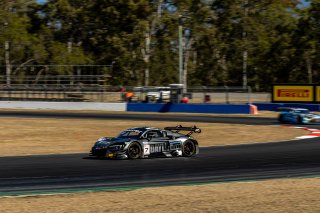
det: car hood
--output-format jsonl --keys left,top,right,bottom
{"left": 93, "top": 137, "right": 131, "bottom": 147}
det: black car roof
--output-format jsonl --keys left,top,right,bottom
{"left": 125, "top": 127, "right": 162, "bottom": 132}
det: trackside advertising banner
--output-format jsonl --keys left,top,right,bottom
{"left": 272, "top": 85, "right": 314, "bottom": 103}
{"left": 316, "top": 86, "right": 320, "bottom": 102}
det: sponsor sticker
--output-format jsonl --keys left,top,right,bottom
{"left": 144, "top": 144, "right": 150, "bottom": 155}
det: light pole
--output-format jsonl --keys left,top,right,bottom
{"left": 242, "top": 0, "right": 249, "bottom": 89}
{"left": 5, "top": 40, "right": 10, "bottom": 86}
{"left": 178, "top": 16, "right": 183, "bottom": 87}
{"left": 144, "top": 25, "right": 150, "bottom": 86}
{"left": 178, "top": 15, "right": 189, "bottom": 93}
{"left": 3, "top": 22, "right": 11, "bottom": 86}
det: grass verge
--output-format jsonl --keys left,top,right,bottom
{"left": 0, "top": 117, "right": 304, "bottom": 156}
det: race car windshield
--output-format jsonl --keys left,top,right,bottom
{"left": 294, "top": 110, "right": 310, "bottom": 114}
{"left": 116, "top": 130, "right": 142, "bottom": 138}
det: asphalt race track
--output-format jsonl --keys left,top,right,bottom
{"left": 1, "top": 111, "right": 320, "bottom": 195}
{"left": 0, "top": 110, "right": 275, "bottom": 125}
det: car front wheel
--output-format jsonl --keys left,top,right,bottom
{"left": 127, "top": 142, "right": 142, "bottom": 159}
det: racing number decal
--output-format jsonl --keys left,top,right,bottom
{"left": 144, "top": 144, "right": 150, "bottom": 155}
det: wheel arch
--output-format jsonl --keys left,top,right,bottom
{"left": 183, "top": 139, "right": 199, "bottom": 155}
{"left": 127, "top": 141, "right": 144, "bottom": 159}
{"left": 133, "top": 141, "right": 144, "bottom": 157}
{"left": 190, "top": 139, "right": 200, "bottom": 154}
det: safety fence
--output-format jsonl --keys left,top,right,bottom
{"left": 0, "top": 65, "right": 112, "bottom": 85}
{"left": 128, "top": 86, "right": 269, "bottom": 104}
{"left": 187, "top": 86, "right": 269, "bottom": 104}
{"left": 0, "top": 84, "right": 124, "bottom": 102}
{"left": 0, "top": 82, "right": 270, "bottom": 104}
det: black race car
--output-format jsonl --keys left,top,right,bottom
{"left": 90, "top": 125, "right": 201, "bottom": 159}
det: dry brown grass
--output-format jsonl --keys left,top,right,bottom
{"left": 1, "top": 178, "right": 320, "bottom": 213}
{"left": 0, "top": 116, "right": 315, "bottom": 212}
{"left": 0, "top": 117, "right": 305, "bottom": 156}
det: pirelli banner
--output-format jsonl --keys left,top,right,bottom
{"left": 272, "top": 84, "right": 316, "bottom": 103}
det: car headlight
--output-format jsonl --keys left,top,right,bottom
{"left": 93, "top": 146, "right": 104, "bottom": 150}
{"left": 305, "top": 115, "right": 314, "bottom": 119}
{"left": 97, "top": 137, "right": 107, "bottom": 142}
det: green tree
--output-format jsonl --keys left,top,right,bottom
{"left": 78, "top": 0, "right": 153, "bottom": 85}
{"left": 0, "top": 0, "right": 307, "bottom": 89}
{"left": 292, "top": 0, "right": 320, "bottom": 84}
{"left": 0, "top": 0, "right": 48, "bottom": 84}
{"left": 204, "top": 0, "right": 299, "bottom": 90}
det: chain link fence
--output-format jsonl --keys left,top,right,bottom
{"left": 0, "top": 83, "right": 270, "bottom": 103}
{"left": 0, "top": 66, "right": 270, "bottom": 103}
{"left": 0, "top": 65, "right": 112, "bottom": 85}
{"left": 187, "top": 86, "right": 270, "bottom": 104}
{"left": 0, "top": 84, "right": 125, "bottom": 102}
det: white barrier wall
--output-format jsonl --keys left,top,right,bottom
{"left": 0, "top": 101, "right": 126, "bottom": 111}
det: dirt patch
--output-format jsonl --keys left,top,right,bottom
{"left": 1, "top": 178, "right": 320, "bottom": 213}
{"left": 0, "top": 117, "right": 305, "bottom": 156}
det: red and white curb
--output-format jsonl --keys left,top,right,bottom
{"left": 284, "top": 126, "right": 320, "bottom": 139}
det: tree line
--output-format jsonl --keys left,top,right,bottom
{"left": 0, "top": 0, "right": 319, "bottom": 91}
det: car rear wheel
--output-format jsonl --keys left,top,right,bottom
{"left": 182, "top": 140, "right": 196, "bottom": 157}
{"left": 127, "top": 142, "right": 142, "bottom": 159}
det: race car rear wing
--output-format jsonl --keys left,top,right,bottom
{"left": 164, "top": 125, "right": 201, "bottom": 136}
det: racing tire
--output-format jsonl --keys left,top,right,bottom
{"left": 298, "top": 116, "right": 303, "bottom": 124}
{"left": 127, "top": 142, "right": 142, "bottom": 159}
{"left": 182, "top": 140, "right": 197, "bottom": 157}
